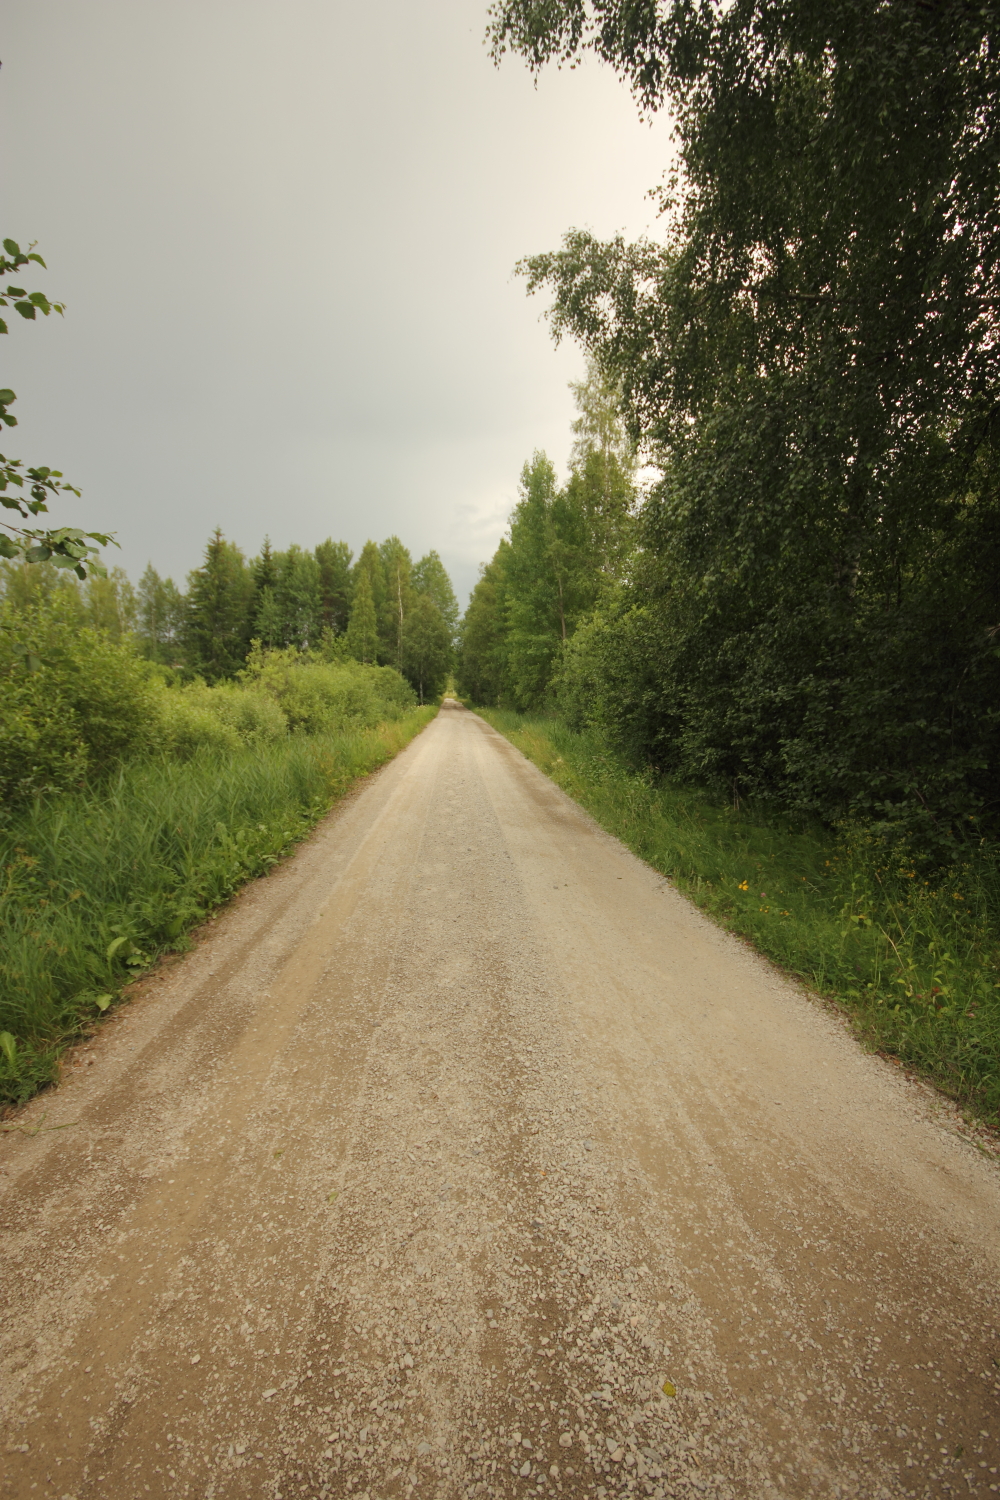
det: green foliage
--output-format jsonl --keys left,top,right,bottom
{"left": 0, "top": 707, "right": 435, "bottom": 1105}
{"left": 484, "top": 711, "right": 1000, "bottom": 1126}
{"left": 0, "top": 239, "right": 112, "bottom": 576}
{"left": 379, "top": 536, "right": 413, "bottom": 669}
{"left": 0, "top": 591, "right": 156, "bottom": 806}
{"left": 411, "top": 550, "right": 459, "bottom": 640}
{"left": 239, "top": 644, "right": 416, "bottom": 734}
{"left": 344, "top": 566, "right": 379, "bottom": 664}
{"left": 182, "top": 528, "right": 255, "bottom": 682}
{"left": 402, "top": 592, "right": 453, "bottom": 703}
{"left": 457, "top": 543, "right": 511, "bottom": 706}
{"left": 456, "top": 363, "right": 636, "bottom": 709}
{"left": 315, "top": 538, "right": 354, "bottom": 634}
{"left": 488, "top": 0, "right": 1000, "bottom": 851}
{"left": 135, "top": 563, "right": 184, "bottom": 662}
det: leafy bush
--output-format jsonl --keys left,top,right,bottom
{"left": 239, "top": 645, "right": 416, "bottom": 733}
{"left": 0, "top": 592, "right": 155, "bottom": 807}
{"left": 152, "top": 680, "right": 288, "bottom": 755}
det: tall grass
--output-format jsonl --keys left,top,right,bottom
{"left": 0, "top": 708, "right": 434, "bottom": 1106}
{"left": 481, "top": 711, "right": 1000, "bottom": 1127}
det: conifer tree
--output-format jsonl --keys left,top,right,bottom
{"left": 315, "top": 539, "right": 353, "bottom": 634}
{"left": 182, "top": 528, "right": 254, "bottom": 681}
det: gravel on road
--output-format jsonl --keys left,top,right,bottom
{"left": 2, "top": 703, "right": 999, "bottom": 1500}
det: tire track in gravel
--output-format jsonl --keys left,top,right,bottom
{"left": 2, "top": 703, "right": 1000, "bottom": 1500}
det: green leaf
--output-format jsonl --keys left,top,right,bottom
{"left": 106, "top": 935, "right": 130, "bottom": 961}
{"left": 2, "top": 239, "right": 21, "bottom": 257}
{"left": 14, "top": 302, "right": 36, "bottom": 320}
{"left": 94, "top": 995, "right": 113, "bottom": 1013}
{"left": 0, "top": 1032, "right": 17, "bottom": 1066}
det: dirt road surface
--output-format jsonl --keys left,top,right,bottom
{"left": 2, "top": 704, "right": 999, "bottom": 1500}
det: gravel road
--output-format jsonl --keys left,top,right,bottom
{"left": 2, "top": 704, "right": 999, "bottom": 1500}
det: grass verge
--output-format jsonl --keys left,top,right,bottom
{"left": 480, "top": 710, "right": 1000, "bottom": 1129}
{"left": 0, "top": 707, "right": 435, "bottom": 1107}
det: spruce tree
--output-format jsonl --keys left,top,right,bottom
{"left": 315, "top": 539, "right": 353, "bottom": 634}
{"left": 182, "top": 529, "right": 254, "bottom": 681}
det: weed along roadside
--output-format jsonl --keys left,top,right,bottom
{"left": 479, "top": 710, "right": 1000, "bottom": 1137}
{"left": 0, "top": 703, "right": 435, "bottom": 1109}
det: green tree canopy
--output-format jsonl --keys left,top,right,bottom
{"left": 1, "top": 239, "right": 113, "bottom": 576}
{"left": 136, "top": 564, "right": 184, "bottom": 663}
{"left": 402, "top": 592, "right": 453, "bottom": 703}
{"left": 489, "top": 0, "right": 1000, "bottom": 842}
{"left": 344, "top": 565, "right": 379, "bottom": 665}
{"left": 411, "top": 549, "right": 459, "bottom": 640}
{"left": 183, "top": 529, "right": 255, "bottom": 683}
{"left": 315, "top": 538, "right": 353, "bottom": 634}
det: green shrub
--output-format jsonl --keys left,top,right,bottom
{"left": 239, "top": 645, "right": 416, "bottom": 733}
{"left": 147, "top": 682, "right": 243, "bottom": 757}
{"left": 0, "top": 593, "right": 155, "bottom": 808}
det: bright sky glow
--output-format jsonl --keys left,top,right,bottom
{"left": 3, "top": 0, "right": 674, "bottom": 602}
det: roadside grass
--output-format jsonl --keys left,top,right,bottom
{"left": 479, "top": 710, "right": 1000, "bottom": 1128}
{"left": 0, "top": 707, "right": 435, "bottom": 1107}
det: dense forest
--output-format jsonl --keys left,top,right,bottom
{"left": 2, "top": 531, "right": 457, "bottom": 695}
{"left": 465, "top": 0, "right": 1000, "bottom": 861}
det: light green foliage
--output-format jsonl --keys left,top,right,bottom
{"left": 136, "top": 564, "right": 184, "bottom": 662}
{"left": 0, "top": 590, "right": 156, "bottom": 806}
{"left": 353, "top": 541, "right": 388, "bottom": 650}
{"left": 239, "top": 643, "right": 415, "bottom": 734}
{"left": 457, "top": 544, "right": 510, "bottom": 705}
{"left": 0, "top": 238, "right": 112, "bottom": 575}
{"left": 148, "top": 679, "right": 289, "bottom": 758}
{"left": 402, "top": 592, "right": 453, "bottom": 703}
{"left": 0, "top": 707, "right": 435, "bottom": 1105}
{"left": 457, "top": 367, "right": 636, "bottom": 709}
{"left": 84, "top": 566, "right": 137, "bottom": 640}
{"left": 503, "top": 451, "right": 572, "bottom": 706}
{"left": 484, "top": 711, "right": 1000, "bottom": 1125}
{"left": 378, "top": 536, "right": 413, "bottom": 669}
{"left": 343, "top": 566, "right": 379, "bottom": 664}
{"left": 411, "top": 550, "right": 459, "bottom": 640}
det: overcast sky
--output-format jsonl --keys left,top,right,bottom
{"left": 3, "top": 0, "right": 674, "bottom": 605}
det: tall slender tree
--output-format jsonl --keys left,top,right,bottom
{"left": 344, "top": 566, "right": 379, "bottom": 664}
{"left": 183, "top": 529, "right": 254, "bottom": 681}
{"left": 315, "top": 538, "right": 353, "bottom": 634}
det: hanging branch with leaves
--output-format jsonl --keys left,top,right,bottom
{"left": 1, "top": 238, "right": 114, "bottom": 578}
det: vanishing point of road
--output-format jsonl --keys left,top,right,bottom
{"left": 2, "top": 704, "right": 999, "bottom": 1500}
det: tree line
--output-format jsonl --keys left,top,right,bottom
{"left": 1, "top": 530, "right": 459, "bottom": 704}
{"left": 468, "top": 0, "right": 1000, "bottom": 855}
